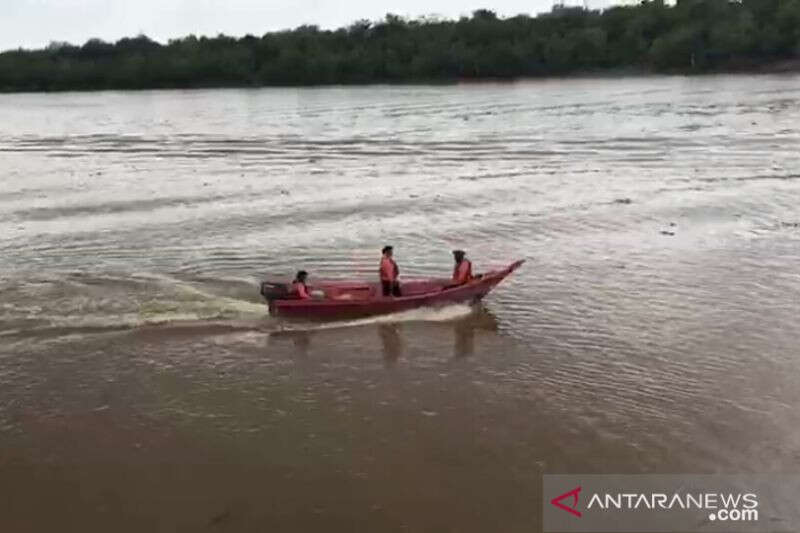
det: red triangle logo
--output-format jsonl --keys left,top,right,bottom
{"left": 551, "top": 486, "right": 582, "bottom": 517}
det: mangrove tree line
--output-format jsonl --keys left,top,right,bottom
{"left": 1, "top": 0, "right": 799, "bottom": 91}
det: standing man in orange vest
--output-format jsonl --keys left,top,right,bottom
{"left": 379, "top": 245, "right": 401, "bottom": 297}
{"left": 451, "top": 250, "right": 473, "bottom": 286}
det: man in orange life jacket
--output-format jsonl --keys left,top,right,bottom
{"left": 379, "top": 245, "right": 401, "bottom": 297}
{"left": 451, "top": 250, "right": 473, "bottom": 286}
{"left": 291, "top": 270, "right": 311, "bottom": 299}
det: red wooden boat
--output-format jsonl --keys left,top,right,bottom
{"left": 260, "top": 260, "right": 524, "bottom": 319}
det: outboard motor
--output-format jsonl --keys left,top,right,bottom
{"left": 260, "top": 281, "right": 290, "bottom": 301}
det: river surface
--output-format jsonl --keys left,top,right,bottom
{"left": 1, "top": 75, "right": 800, "bottom": 532}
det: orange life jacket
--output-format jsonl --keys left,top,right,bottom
{"left": 292, "top": 281, "right": 310, "bottom": 299}
{"left": 379, "top": 256, "right": 398, "bottom": 282}
{"left": 452, "top": 260, "right": 473, "bottom": 285}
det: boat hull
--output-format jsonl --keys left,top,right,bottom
{"left": 267, "top": 260, "right": 524, "bottom": 320}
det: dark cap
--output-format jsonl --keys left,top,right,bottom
{"left": 382, "top": 245, "right": 393, "bottom": 254}
{"left": 452, "top": 249, "right": 466, "bottom": 258}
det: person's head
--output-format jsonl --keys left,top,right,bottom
{"left": 295, "top": 270, "right": 308, "bottom": 283}
{"left": 382, "top": 245, "right": 393, "bottom": 257}
{"left": 452, "top": 250, "right": 466, "bottom": 263}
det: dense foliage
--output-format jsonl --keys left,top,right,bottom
{"left": 2, "top": 0, "right": 799, "bottom": 91}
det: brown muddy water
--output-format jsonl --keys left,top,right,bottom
{"left": 1, "top": 75, "right": 800, "bottom": 532}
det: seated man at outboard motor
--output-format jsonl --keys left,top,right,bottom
{"left": 292, "top": 270, "right": 311, "bottom": 299}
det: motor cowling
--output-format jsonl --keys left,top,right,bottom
{"left": 260, "top": 281, "right": 290, "bottom": 301}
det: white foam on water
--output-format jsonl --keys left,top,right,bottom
{"left": 132, "top": 271, "right": 268, "bottom": 320}
{"left": 277, "top": 303, "right": 475, "bottom": 333}
{"left": 0, "top": 271, "right": 271, "bottom": 336}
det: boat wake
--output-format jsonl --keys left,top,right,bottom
{"left": 0, "top": 270, "right": 479, "bottom": 342}
{"left": 0, "top": 271, "right": 269, "bottom": 341}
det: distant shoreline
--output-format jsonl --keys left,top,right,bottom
{"left": 2, "top": 5, "right": 799, "bottom": 94}
{"left": 2, "top": 64, "right": 799, "bottom": 95}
